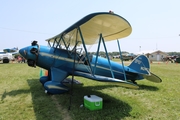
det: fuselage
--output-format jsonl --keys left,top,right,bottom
{"left": 19, "top": 45, "right": 140, "bottom": 81}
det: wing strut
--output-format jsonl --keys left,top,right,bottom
{"left": 93, "top": 34, "right": 102, "bottom": 75}
{"left": 93, "top": 33, "right": 115, "bottom": 78}
{"left": 61, "top": 36, "right": 69, "bottom": 50}
{"left": 52, "top": 38, "right": 57, "bottom": 48}
{"left": 55, "top": 35, "right": 63, "bottom": 49}
{"left": 117, "top": 40, "right": 127, "bottom": 81}
{"left": 54, "top": 35, "right": 63, "bottom": 53}
{"left": 48, "top": 40, "right": 51, "bottom": 47}
{"left": 78, "top": 26, "right": 93, "bottom": 74}
{"left": 101, "top": 34, "right": 115, "bottom": 78}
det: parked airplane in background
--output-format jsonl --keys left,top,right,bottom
{"left": 0, "top": 47, "right": 18, "bottom": 63}
{"left": 19, "top": 12, "right": 162, "bottom": 94}
{"left": 3, "top": 47, "right": 18, "bottom": 53}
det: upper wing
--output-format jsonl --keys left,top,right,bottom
{"left": 46, "top": 12, "right": 132, "bottom": 45}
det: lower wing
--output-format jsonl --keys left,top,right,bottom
{"left": 74, "top": 71, "right": 139, "bottom": 89}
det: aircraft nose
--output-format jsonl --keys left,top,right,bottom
{"left": 19, "top": 47, "right": 27, "bottom": 58}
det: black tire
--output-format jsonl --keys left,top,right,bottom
{"left": 3, "top": 59, "right": 9, "bottom": 63}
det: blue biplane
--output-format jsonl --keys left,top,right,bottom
{"left": 19, "top": 12, "right": 162, "bottom": 94}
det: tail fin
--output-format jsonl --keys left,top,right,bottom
{"left": 128, "top": 55, "right": 150, "bottom": 75}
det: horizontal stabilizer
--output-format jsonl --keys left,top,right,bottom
{"left": 74, "top": 71, "right": 139, "bottom": 89}
{"left": 143, "top": 72, "right": 162, "bottom": 83}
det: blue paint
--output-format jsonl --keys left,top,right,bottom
{"left": 19, "top": 12, "right": 162, "bottom": 94}
{"left": 19, "top": 42, "right": 162, "bottom": 94}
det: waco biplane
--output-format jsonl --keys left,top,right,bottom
{"left": 19, "top": 12, "right": 162, "bottom": 94}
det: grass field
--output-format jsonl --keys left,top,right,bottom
{"left": 0, "top": 62, "right": 180, "bottom": 120}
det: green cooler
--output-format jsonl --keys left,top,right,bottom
{"left": 84, "top": 95, "right": 103, "bottom": 110}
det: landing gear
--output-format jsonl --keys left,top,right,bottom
{"left": 40, "top": 67, "right": 69, "bottom": 94}
{"left": 40, "top": 76, "right": 49, "bottom": 85}
{"left": 44, "top": 81, "right": 69, "bottom": 94}
{"left": 44, "top": 90, "right": 53, "bottom": 95}
{"left": 131, "top": 80, "right": 137, "bottom": 84}
{"left": 45, "top": 90, "right": 48, "bottom": 94}
{"left": 3, "top": 59, "right": 9, "bottom": 63}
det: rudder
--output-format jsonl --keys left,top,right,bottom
{"left": 128, "top": 55, "right": 150, "bottom": 75}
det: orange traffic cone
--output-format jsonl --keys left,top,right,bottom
{"left": 45, "top": 70, "right": 48, "bottom": 76}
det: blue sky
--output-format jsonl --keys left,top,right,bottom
{"left": 1, "top": 0, "right": 180, "bottom": 53}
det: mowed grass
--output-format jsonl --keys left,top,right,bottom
{"left": 0, "top": 62, "right": 180, "bottom": 120}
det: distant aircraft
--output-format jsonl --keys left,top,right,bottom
{"left": 19, "top": 12, "right": 162, "bottom": 94}
{"left": 0, "top": 47, "right": 18, "bottom": 63}
{"left": 3, "top": 47, "right": 18, "bottom": 53}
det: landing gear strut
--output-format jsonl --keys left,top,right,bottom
{"left": 131, "top": 80, "right": 137, "bottom": 84}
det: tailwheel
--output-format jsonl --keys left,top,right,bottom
{"left": 131, "top": 80, "right": 137, "bottom": 84}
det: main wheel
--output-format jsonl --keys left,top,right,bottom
{"left": 3, "top": 59, "right": 9, "bottom": 63}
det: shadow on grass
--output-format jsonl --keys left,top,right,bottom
{"left": 138, "top": 84, "right": 159, "bottom": 91}
{"left": 27, "top": 79, "right": 132, "bottom": 120}
{"left": 1, "top": 89, "right": 30, "bottom": 101}
{"left": 67, "top": 85, "right": 133, "bottom": 120}
{"left": 2, "top": 79, "right": 133, "bottom": 120}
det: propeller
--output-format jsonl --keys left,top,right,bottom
{"left": 30, "top": 48, "right": 38, "bottom": 55}
{"left": 27, "top": 41, "right": 40, "bottom": 67}
{"left": 31, "top": 41, "right": 38, "bottom": 46}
